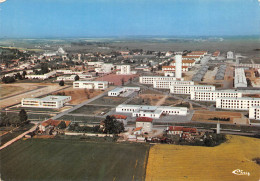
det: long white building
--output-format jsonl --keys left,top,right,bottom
{"left": 73, "top": 81, "right": 108, "bottom": 90}
{"left": 216, "top": 97, "right": 260, "bottom": 110}
{"left": 249, "top": 107, "right": 260, "bottom": 120}
{"left": 190, "top": 90, "right": 243, "bottom": 102}
{"left": 153, "top": 80, "right": 194, "bottom": 89}
{"left": 116, "top": 104, "right": 188, "bottom": 118}
{"left": 108, "top": 87, "right": 140, "bottom": 97}
{"left": 234, "top": 68, "right": 247, "bottom": 88}
{"left": 21, "top": 96, "right": 71, "bottom": 109}
{"left": 25, "top": 71, "right": 56, "bottom": 80}
{"left": 170, "top": 85, "right": 215, "bottom": 95}
{"left": 139, "top": 76, "right": 184, "bottom": 85}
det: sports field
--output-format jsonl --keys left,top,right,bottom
{"left": 0, "top": 139, "right": 149, "bottom": 181}
{"left": 146, "top": 135, "right": 260, "bottom": 181}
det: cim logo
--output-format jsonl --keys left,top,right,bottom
{"left": 232, "top": 169, "right": 250, "bottom": 176}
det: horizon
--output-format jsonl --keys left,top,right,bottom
{"left": 1, "top": 0, "right": 260, "bottom": 38}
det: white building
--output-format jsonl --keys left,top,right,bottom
{"left": 190, "top": 90, "right": 243, "bottom": 102}
{"left": 116, "top": 65, "right": 136, "bottom": 75}
{"left": 25, "top": 71, "right": 56, "bottom": 80}
{"left": 216, "top": 97, "right": 260, "bottom": 110}
{"left": 249, "top": 107, "right": 260, "bottom": 120}
{"left": 139, "top": 76, "right": 184, "bottom": 85}
{"left": 87, "top": 61, "right": 104, "bottom": 67}
{"left": 95, "top": 63, "right": 114, "bottom": 74}
{"left": 21, "top": 96, "right": 71, "bottom": 109}
{"left": 170, "top": 85, "right": 215, "bottom": 95}
{"left": 136, "top": 117, "right": 153, "bottom": 132}
{"left": 234, "top": 68, "right": 247, "bottom": 88}
{"left": 162, "top": 66, "right": 189, "bottom": 72}
{"left": 116, "top": 104, "right": 188, "bottom": 118}
{"left": 73, "top": 81, "right": 108, "bottom": 90}
{"left": 108, "top": 87, "right": 140, "bottom": 97}
{"left": 227, "top": 51, "right": 234, "bottom": 59}
{"left": 153, "top": 80, "right": 194, "bottom": 89}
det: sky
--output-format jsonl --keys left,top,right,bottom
{"left": 0, "top": 0, "right": 260, "bottom": 38}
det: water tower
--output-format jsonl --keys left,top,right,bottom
{"left": 175, "top": 55, "right": 182, "bottom": 79}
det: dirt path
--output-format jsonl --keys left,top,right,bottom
{"left": 155, "top": 95, "right": 168, "bottom": 106}
{"left": 0, "top": 124, "right": 37, "bottom": 150}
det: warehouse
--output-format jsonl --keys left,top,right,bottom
{"left": 73, "top": 81, "right": 108, "bottom": 90}
{"left": 21, "top": 96, "right": 71, "bottom": 109}
{"left": 190, "top": 90, "right": 242, "bottom": 102}
{"left": 116, "top": 104, "right": 188, "bottom": 118}
{"left": 139, "top": 76, "right": 183, "bottom": 85}
{"left": 249, "top": 106, "right": 260, "bottom": 120}
{"left": 216, "top": 97, "right": 260, "bottom": 110}
{"left": 153, "top": 80, "right": 194, "bottom": 89}
{"left": 170, "top": 85, "right": 215, "bottom": 95}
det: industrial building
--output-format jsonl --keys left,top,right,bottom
{"left": 190, "top": 90, "right": 242, "bottom": 102}
{"left": 249, "top": 107, "right": 260, "bottom": 120}
{"left": 170, "top": 85, "right": 215, "bottom": 95}
{"left": 108, "top": 87, "right": 140, "bottom": 97}
{"left": 139, "top": 76, "right": 183, "bottom": 85}
{"left": 234, "top": 68, "right": 247, "bottom": 88}
{"left": 216, "top": 97, "right": 260, "bottom": 110}
{"left": 73, "top": 81, "right": 108, "bottom": 90}
{"left": 116, "top": 104, "right": 188, "bottom": 118}
{"left": 21, "top": 96, "right": 71, "bottom": 109}
{"left": 153, "top": 80, "right": 194, "bottom": 89}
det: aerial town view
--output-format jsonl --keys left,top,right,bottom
{"left": 0, "top": 0, "right": 260, "bottom": 181}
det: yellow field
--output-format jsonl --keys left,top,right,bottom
{"left": 146, "top": 135, "right": 260, "bottom": 181}
{"left": 0, "top": 85, "right": 24, "bottom": 97}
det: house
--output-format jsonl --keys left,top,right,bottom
{"left": 167, "top": 126, "right": 184, "bottom": 136}
{"left": 39, "top": 119, "right": 71, "bottom": 132}
{"left": 136, "top": 117, "right": 153, "bottom": 132}
{"left": 133, "top": 127, "right": 143, "bottom": 135}
{"left": 111, "top": 114, "right": 128, "bottom": 126}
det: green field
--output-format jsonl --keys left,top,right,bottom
{"left": 0, "top": 139, "right": 149, "bottom": 181}
{"left": 71, "top": 105, "right": 111, "bottom": 115}
{"left": 90, "top": 95, "right": 128, "bottom": 106}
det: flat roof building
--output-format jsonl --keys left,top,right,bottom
{"left": 153, "top": 80, "right": 194, "bottom": 89}
{"left": 116, "top": 104, "right": 188, "bottom": 118}
{"left": 216, "top": 97, "right": 260, "bottom": 110}
{"left": 190, "top": 90, "right": 243, "bottom": 102}
{"left": 108, "top": 87, "right": 140, "bottom": 97}
{"left": 170, "top": 85, "right": 215, "bottom": 95}
{"left": 249, "top": 107, "right": 260, "bottom": 120}
{"left": 139, "top": 76, "right": 184, "bottom": 85}
{"left": 73, "top": 81, "right": 108, "bottom": 90}
{"left": 21, "top": 96, "right": 71, "bottom": 109}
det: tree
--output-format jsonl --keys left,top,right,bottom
{"left": 19, "top": 109, "right": 28, "bottom": 124}
{"left": 58, "top": 121, "right": 67, "bottom": 129}
{"left": 0, "top": 113, "right": 10, "bottom": 127}
{"left": 129, "top": 77, "right": 133, "bottom": 83}
{"left": 2, "top": 76, "right": 15, "bottom": 84}
{"left": 74, "top": 75, "right": 80, "bottom": 81}
{"left": 22, "top": 70, "right": 27, "bottom": 78}
{"left": 121, "top": 78, "right": 125, "bottom": 86}
{"left": 59, "top": 80, "right": 65, "bottom": 86}
{"left": 103, "top": 116, "right": 124, "bottom": 134}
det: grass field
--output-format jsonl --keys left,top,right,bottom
{"left": 146, "top": 135, "right": 260, "bottom": 181}
{"left": 0, "top": 85, "right": 24, "bottom": 97}
{"left": 90, "top": 95, "right": 128, "bottom": 105}
{"left": 0, "top": 139, "right": 150, "bottom": 181}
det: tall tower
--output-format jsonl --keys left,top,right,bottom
{"left": 175, "top": 55, "right": 182, "bottom": 79}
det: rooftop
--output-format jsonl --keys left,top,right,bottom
{"left": 136, "top": 117, "right": 153, "bottom": 123}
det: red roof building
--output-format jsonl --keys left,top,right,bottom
{"left": 136, "top": 117, "right": 153, "bottom": 123}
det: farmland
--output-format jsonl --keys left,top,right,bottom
{"left": 146, "top": 135, "right": 260, "bottom": 181}
{"left": 0, "top": 138, "right": 150, "bottom": 181}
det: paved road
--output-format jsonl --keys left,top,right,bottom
{"left": 0, "top": 124, "right": 37, "bottom": 150}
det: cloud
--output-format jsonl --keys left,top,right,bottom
{"left": 0, "top": 0, "right": 6, "bottom": 3}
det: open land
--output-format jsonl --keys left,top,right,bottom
{"left": 0, "top": 138, "right": 150, "bottom": 181}
{"left": 146, "top": 135, "right": 260, "bottom": 181}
